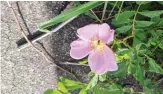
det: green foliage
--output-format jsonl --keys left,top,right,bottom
{"left": 57, "top": 82, "right": 70, "bottom": 94}
{"left": 138, "top": 10, "right": 163, "bottom": 18}
{"left": 44, "top": 89, "right": 62, "bottom": 94}
{"left": 60, "top": 77, "right": 86, "bottom": 90}
{"left": 147, "top": 56, "right": 163, "bottom": 74}
{"left": 79, "top": 59, "right": 88, "bottom": 64}
{"left": 136, "top": 1, "right": 151, "bottom": 5}
{"left": 94, "top": 84, "right": 122, "bottom": 94}
{"left": 116, "top": 25, "right": 132, "bottom": 33}
{"left": 86, "top": 74, "right": 98, "bottom": 90}
{"left": 39, "top": 1, "right": 104, "bottom": 30}
{"left": 135, "top": 21, "right": 154, "bottom": 28}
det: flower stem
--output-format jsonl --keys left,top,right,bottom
{"left": 132, "top": 4, "right": 141, "bottom": 36}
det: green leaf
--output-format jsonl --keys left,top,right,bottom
{"left": 123, "top": 88, "right": 134, "bottom": 94}
{"left": 94, "top": 84, "right": 122, "bottom": 94}
{"left": 57, "top": 82, "right": 69, "bottom": 94}
{"left": 133, "top": 29, "right": 146, "bottom": 46}
{"left": 79, "top": 59, "right": 88, "bottom": 64}
{"left": 79, "top": 89, "right": 87, "bottom": 94}
{"left": 60, "top": 77, "right": 85, "bottom": 90}
{"left": 116, "top": 25, "right": 132, "bottom": 33}
{"left": 147, "top": 56, "right": 163, "bottom": 74}
{"left": 133, "top": 64, "right": 144, "bottom": 85}
{"left": 39, "top": 1, "right": 104, "bottom": 29}
{"left": 115, "top": 11, "right": 135, "bottom": 21}
{"left": 157, "top": 1, "right": 163, "bottom": 5}
{"left": 144, "top": 86, "right": 154, "bottom": 94}
{"left": 127, "top": 62, "right": 137, "bottom": 74}
{"left": 112, "top": 19, "right": 132, "bottom": 27}
{"left": 110, "top": 62, "right": 128, "bottom": 78}
{"left": 44, "top": 89, "right": 62, "bottom": 94}
{"left": 74, "top": 1, "right": 96, "bottom": 20}
{"left": 138, "top": 10, "right": 163, "bottom": 18}
{"left": 99, "top": 74, "right": 107, "bottom": 82}
{"left": 135, "top": 21, "right": 154, "bottom": 28}
{"left": 136, "top": 1, "right": 151, "bottom": 5}
{"left": 101, "top": 1, "right": 108, "bottom": 20}
{"left": 86, "top": 75, "right": 98, "bottom": 90}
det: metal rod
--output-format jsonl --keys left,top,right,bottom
{"left": 18, "top": 16, "right": 77, "bottom": 51}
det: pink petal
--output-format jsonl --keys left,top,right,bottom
{"left": 77, "top": 24, "right": 99, "bottom": 41}
{"left": 88, "top": 46, "right": 118, "bottom": 75}
{"left": 107, "top": 30, "right": 115, "bottom": 43}
{"left": 70, "top": 39, "right": 92, "bottom": 59}
{"left": 98, "top": 23, "right": 115, "bottom": 44}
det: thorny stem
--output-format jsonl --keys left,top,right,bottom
{"left": 7, "top": 1, "right": 79, "bottom": 81}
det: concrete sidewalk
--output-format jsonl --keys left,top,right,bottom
{"left": 1, "top": 1, "right": 67, "bottom": 94}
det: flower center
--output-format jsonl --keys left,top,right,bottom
{"left": 90, "top": 37, "right": 105, "bottom": 50}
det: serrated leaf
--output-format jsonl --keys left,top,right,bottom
{"left": 138, "top": 10, "right": 163, "bottom": 18}
{"left": 116, "top": 25, "right": 132, "bottom": 33}
{"left": 116, "top": 11, "right": 135, "bottom": 21}
{"left": 136, "top": 1, "right": 151, "bottom": 5}
{"left": 44, "top": 89, "right": 62, "bottom": 94}
{"left": 135, "top": 21, "right": 154, "bottom": 28}
{"left": 57, "top": 82, "right": 69, "bottom": 93}
{"left": 147, "top": 56, "right": 163, "bottom": 74}
{"left": 39, "top": 1, "right": 104, "bottom": 29}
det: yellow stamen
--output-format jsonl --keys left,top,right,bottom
{"left": 90, "top": 37, "right": 105, "bottom": 53}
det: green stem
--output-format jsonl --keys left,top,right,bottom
{"left": 150, "top": 39, "right": 163, "bottom": 55}
{"left": 108, "top": 1, "right": 118, "bottom": 17}
{"left": 132, "top": 4, "right": 141, "bottom": 36}
{"left": 116, "top": 1, "right": 124, "bottom": 20}
{"left": 101, "top": 1, "right": 108, "bottom": 21}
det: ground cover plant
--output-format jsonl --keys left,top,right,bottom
{"left": 39, "top": 1, "right": 163, "bottom": 94}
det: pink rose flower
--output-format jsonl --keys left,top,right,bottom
{"left": 70, "top": 23, "right": 118, "bottom": 75}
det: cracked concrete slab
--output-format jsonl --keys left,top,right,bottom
{"left": 1, "top": 1, "right": 67, "bottom": 94}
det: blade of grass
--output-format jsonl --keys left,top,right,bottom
{"left": 74, "top": 1, "right": 96, "bottom": 19}
{"left": 90, "top": 10, "right": 102, "bottom": 23}
{"left": 101, "top": 1, "right": 108, "bottom": 21}
{"left": 116, "top": 1, "right": 124, "bottom": 20}
{"left": 108, "top": 1, "right": 118, "bottom": 17}
{"left": 39, "top": 1, "right": 104, "bottom": 30}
